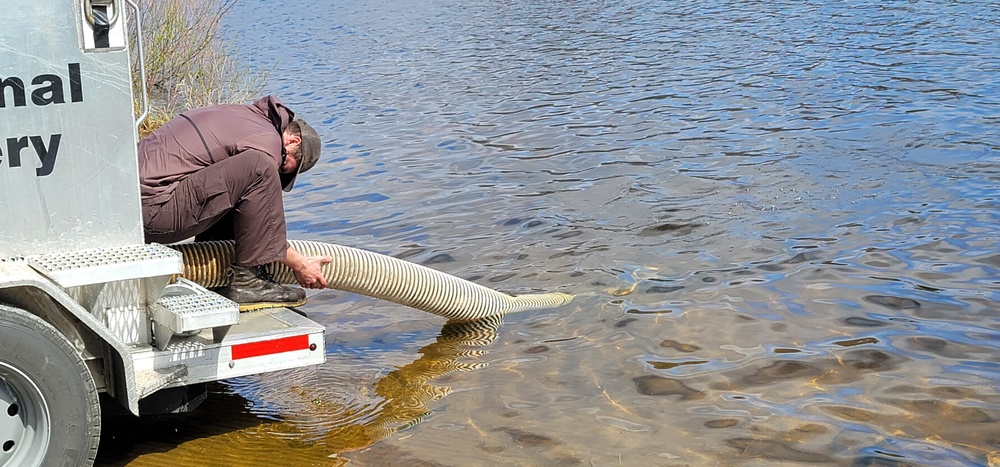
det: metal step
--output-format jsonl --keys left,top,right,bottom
{"left": 26, "top": 243, "right": 182, "bottom": 288}
{"left": 150, "top": 279, "right": 239, "bottom": 350}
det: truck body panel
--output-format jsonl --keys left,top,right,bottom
{"left": 1, "top": 0, "right": 143, "bottom": 258}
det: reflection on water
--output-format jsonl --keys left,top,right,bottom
{"left": 253, "top": 316, "right": 504, "bottom": 454}
{"left": 102, "top": 0, "right": 1000, "bottom": 465}
{"left": 99, "top": 313, "right": 504, "bottom": 466}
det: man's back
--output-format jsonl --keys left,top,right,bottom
{"left": 138, "top": 96, "right": 293, "bottom": 204}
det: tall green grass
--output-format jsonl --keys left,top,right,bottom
{"left": 130, "top": 0, "right": 270, "bottom": 136}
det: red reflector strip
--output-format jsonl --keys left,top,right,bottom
{"left": 231, "top": 335, "right": 310, "bottom": 360}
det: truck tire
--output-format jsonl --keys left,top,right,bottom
{"left": 0, "top": 304, "right": 100, "bottom": 467}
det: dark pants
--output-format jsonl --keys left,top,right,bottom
{"left": 142, "top": 153, "right": 287, "bottom": 267}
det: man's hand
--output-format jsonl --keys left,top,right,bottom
{"left": 294, "top": 255, "right": 332, "bottom": 289}
{"left": 281, "top": 246, "right": 333, "bottom": 289}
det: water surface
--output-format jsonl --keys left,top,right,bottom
{"left": 100, "top": 1, "right": 1000, "bottom": 465}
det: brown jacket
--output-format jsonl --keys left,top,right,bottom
{"left": 139, "top": 96, "right": 295, "bottom": 205}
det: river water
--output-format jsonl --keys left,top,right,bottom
{"left": 99, "top": 1, "right": 1000, "bottom": 466}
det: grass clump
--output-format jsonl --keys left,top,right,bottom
{"left": 130, "top": 0, "right": 270, "bottom": 137}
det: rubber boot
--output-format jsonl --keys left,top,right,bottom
{"left": 217, "top": 265, "right": 307, "bottom": 311}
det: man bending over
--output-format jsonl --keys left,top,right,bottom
{"left": 139, "top": 95, "right": 331, "bottom": 309}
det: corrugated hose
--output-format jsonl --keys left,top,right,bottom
{"left": 169, "top": 239, "right": 573, "bottom": 321}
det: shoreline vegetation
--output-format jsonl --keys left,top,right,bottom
{"left": 130, "top": 0, "right": 270, "bottom": 137}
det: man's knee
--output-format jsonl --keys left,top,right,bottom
{"left": 242, "top": 152, "right": 279, "bottom": 181}
{"left": 218, "top": 152, "right": 280, "bottom": 195}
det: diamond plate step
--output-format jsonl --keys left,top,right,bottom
{"left": 27, "top": 243, "right": 182, "bottom": 288}
{"left": 151, "top": 279, "right": 239, "bottom": 350}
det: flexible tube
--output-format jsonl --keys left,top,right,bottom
{"left": 168, "top": 240, "right": 572, "bottom": 321}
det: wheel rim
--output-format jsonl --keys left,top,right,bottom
{"left": 0, "top": 361, "right": 51, "bottom": 467}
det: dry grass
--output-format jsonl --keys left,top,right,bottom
{"left": 130, "top": 0, "right": 270, "bottom": 137}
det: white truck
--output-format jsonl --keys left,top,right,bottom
{"left": 1, "top": 2, "right": 326, "bottom": 465}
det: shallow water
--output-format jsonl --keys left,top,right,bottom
{"left": 100, "top": 0, "right": 1000, "bottom": 465}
